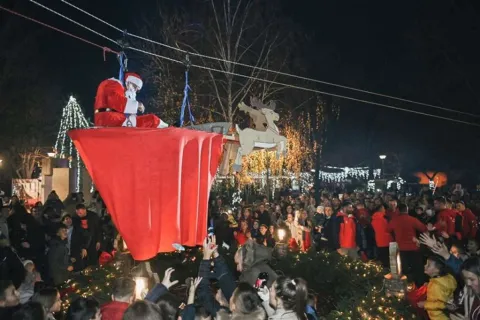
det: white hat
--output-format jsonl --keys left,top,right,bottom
{"left": 23, "top": 260, "right": 34, "bottom": 267}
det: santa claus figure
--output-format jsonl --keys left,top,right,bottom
{"left": 94, "top": 73, "right": 168, "bottom": 128}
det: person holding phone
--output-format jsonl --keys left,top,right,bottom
{"left": 258, "top": 276, "right": 309, "bottom": 320}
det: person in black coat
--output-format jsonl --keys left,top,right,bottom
{"left": 100, "top": 213, "right": 116, "bottom": 253}
{"left": 47, "top": 224, "right": 73, "bottom": 286}
{"left": 7, "top": 210, "right": 46, "bottom": 277}
{"left": 70, "top": 204, "right": 101, "bottom": 270}
{"left": 0, "top": 234, "right": 25, "bottom": 289}
{"left": 43, "top": 191, "right": 65, "bottom": 218}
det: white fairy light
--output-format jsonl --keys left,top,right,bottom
{"left": 387, "top": 177, "right": 405, "bottom": 190}
{"left": 318, "top": 166, "right": 381, "bottom": 183}
{"left": 54, "top": 96, "right": 90, "bottom": 192}
{"left": 231, "top": 189, "right": 242, "bottom": 210}
{"left": 367, "top": 180, "right": 375, "bottom": 192}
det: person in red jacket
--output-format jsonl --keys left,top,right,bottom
{"left": 101, "top": 278, "right": 135, "bottom": 320}
{"left": 371, "top": 204, "right": 393, "bottom": 268}
{"left": 456, "top": 201, "right": 478, "bottom": 240}
{"left": 355, "top": 202, "right": 370, "bottom": 226}
{"left": 334, "top": 202, "right": 359, "bottom": 260}
{"left": 430, "top": 197, "right": 457, "bottom": 238}
{"left": 386, "top": 198, "right": 400, "bottom": 220}
{"left": 388, "top": 204, "right": 427, "bottom": 286}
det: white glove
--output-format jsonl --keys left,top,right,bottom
{"left": 138, "top": 102, "right": 145, "bottom": 113}
{"left": 258, "top": 286, "right": 270, "bottom": 302}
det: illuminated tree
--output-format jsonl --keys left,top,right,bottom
{"left": 241, "top": 123, "right": 311, "bottom": 176}
{"left": 53, "top": 96, "right": 90, "bottom": 191}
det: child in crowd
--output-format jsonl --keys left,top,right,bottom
{"left": 18, "top": 260, "right": 42, "bottom": 304}
{"left": 418, "top": 256, "right": 457, "bottom": 320}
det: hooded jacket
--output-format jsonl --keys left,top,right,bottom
{"left": 238, "top": 240, "right": 278, "bottom": 288}
{"left": 371, "top": 211, "right": 393, "bottom": 248}
{"left": 334, "top": 212, "right": 357, "bottom": 249}
{"left": 424, "top": 273, "right": 457, "bottom": 320}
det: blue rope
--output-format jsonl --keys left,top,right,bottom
{"left": 118, "top": 52, "right": 125, "bottom": 84}
{"left": 179, "top": 70, "right": 195, "bottom": 127}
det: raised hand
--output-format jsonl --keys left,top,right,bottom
{"left": 431, "top": 242, "right": 450, "bottom": 260}
{"left": 258, "top": 286, "right": 270, "bottom": 302}
{"left": 187, "top": 277, "right": 203, "bottom": 304}
{"left": 138, "top": 102, "right": 145, "bottom": 113}
{"left": 440, "top": 231, "right": 450, "bottom": 239}
{"left": 161, "top": 267, "right": 179, "bottom": 289}
{"left": 203, "top": 235, "right": 218, "bottom": 260}
{"left": 418, "top": 233, "right": 438, "bottom": 248}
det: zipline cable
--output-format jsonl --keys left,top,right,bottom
{"left": 0, "top": 5, "right": 118, "bottom": 58}
{"left": 15, "top": 2, "right": 480, "bottom": 127}
{"left": 59, "top": 0, "right": 480, "bottom": 118}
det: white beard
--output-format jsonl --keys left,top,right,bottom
{"left": 125, "top": 88, "right": 136, "bottom": 100}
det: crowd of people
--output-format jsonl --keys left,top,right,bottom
{"left": 209, "top": 186, "right": 480, "bottom": 319}
{"left": 1, "top": 185, "right": 480, "bottom": 319}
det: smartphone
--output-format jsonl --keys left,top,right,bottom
{"left": 255, "top": 272, "right": 269, "bottom": 289}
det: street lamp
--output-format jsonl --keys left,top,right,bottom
{"left": 379, "top": 155, "right": 386, "bottom": 178}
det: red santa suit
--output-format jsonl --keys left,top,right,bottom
{"left": 94, "top": 73, "right": 168, "bottom": 128}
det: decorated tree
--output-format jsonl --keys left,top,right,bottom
{"left": 53, "top": 96, "right": 90, "bottom": 191}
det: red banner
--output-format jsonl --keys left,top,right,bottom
{"left": 69, "top": 127, "right": 224, "bottom": 260}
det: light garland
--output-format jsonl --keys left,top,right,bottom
{"left": 318, "top": 166, "right": 381, "bottom": 183}
{"left": 216, "top": 167, "right": 381, "bottom": 194}
{"left": 54, "top": 96, "right": 90, "bottom": 192}
{"left": 367, "top": 180, "right": 376, "bottom": 192}
{"left": 387, "top": 177, "right": 405, "bottom": 190}
{"left": 231, "top": 189, "right": 242, "bottom": 210}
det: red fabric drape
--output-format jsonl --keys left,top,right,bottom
{"left": 68, "top": 127, "right": 224, "bottom": 260}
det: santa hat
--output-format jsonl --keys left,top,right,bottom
{"left": 125, "top": 72, "right": 143, "bottom": 90}
{"left": 23, "top": 260, "right": 34, "bottom": 267}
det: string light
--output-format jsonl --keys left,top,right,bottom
{"left": 367, "top": 180, "right": 376, "bottom": 192}
{"left": 231, "top": 189, "right": 242, "bottom": 210}
{"left": 387, "top": 177, "right": 405, "bottom": 190}
{"left": 318, "top": 166, "right": 382, "bottom": 183}
{"left": 54, "top": 96, "right": 90, "bottom": 192}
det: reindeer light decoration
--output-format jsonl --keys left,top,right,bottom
{"left": 232, "top": 97, "right": 287, "bottom": 172}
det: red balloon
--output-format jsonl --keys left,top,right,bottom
{"left": 69, "top": 127, "right": 224, "bottom": 260}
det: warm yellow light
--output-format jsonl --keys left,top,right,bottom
{"left": 134, "top": 277, "right": 148, "bottom": 300}
{"left": 396, "top": 252, "right": 402, "bottom": 276}
{"left": 277, "top": 229, "right": 286, "bottom": 241}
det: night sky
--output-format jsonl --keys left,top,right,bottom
{"left": 2, "top": 0, "right": 480, "bottom": 183}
